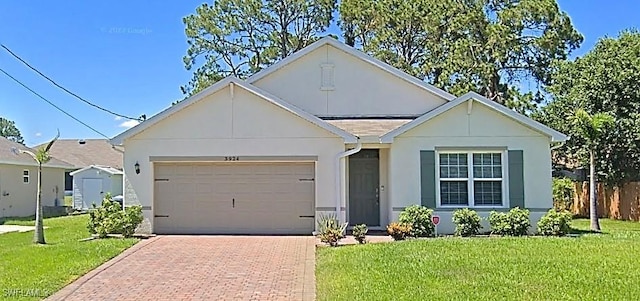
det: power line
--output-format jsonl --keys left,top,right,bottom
{"left": 0, "top": 66, "right": 110, "bottom": 139}
{"left": 0, "top": 44, "right": 143, "bottom": 121}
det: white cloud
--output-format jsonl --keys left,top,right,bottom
{"left": 34, "top": 132, "right": 42, "bottom": 137}
{"left": 114, "top": 116, "right": 123, "bottom": 121}
{"left": 119, "top": 120, "right": 140, "bottom": 128}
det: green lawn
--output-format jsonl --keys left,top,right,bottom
{"left": 0, "top": 215, "right": 138, "bottom": 301}
{"left": 317, "top": 219, "right": 640, "bottom": 301}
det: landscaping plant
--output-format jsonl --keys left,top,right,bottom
{"left": 552, "top": 177, "right": 575, "bottom": 211}
{"left": 316, "top": 213, "right": 347, "bottom": 247}
{"left": 386, "top": 222, "right": 412, "bottom": 241}
{"left": 452, "top": 208, "right": 482, "bottom": 237}
{"left": 87, "top": 194, "right": 143, "bottom": 238}
{"left": 398, "top": 205, "right": 435, "bottom": 237}
{"left": 488, "top": 207, "right": 530, "bottom": 236}
{"left": 537, "top": 209, "right": 573, "bottom": 236}
{"left": 352, "top": 224, "right": 368, "bottom": 244}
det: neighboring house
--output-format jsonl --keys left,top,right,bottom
{"left": 110, "top": 37, "right": 566, "bottom": 235}
{"left": 0, "top": 137, "right": 73, "bottom": 218}
{"left": 70, "top": 165, "right": 123, "bottom": 209}
{"left": 38, "top": 139, "right": 124, "bottom": 209}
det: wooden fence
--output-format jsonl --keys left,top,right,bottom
{"left": 572, "top": 182, "right": 640, "bottom": 221}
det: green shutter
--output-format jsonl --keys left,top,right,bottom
{"left": 420, "top": 151, "right": 437, "bottom": 208}
{"left": 508, "top": 150, "right": 525, "bottom": 208}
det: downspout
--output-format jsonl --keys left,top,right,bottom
{"left": 335, "top": 137, "right": 361, "bottom": 224}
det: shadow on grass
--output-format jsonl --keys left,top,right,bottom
{"left": 569, "top": 227, "right": 602, "bottom": 236}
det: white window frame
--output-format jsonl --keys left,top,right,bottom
{"left": 23, "top": 169, "right": 30, "bottom": 184}
{"left": 435, "top": 150, "right": 508, "bottom": 209}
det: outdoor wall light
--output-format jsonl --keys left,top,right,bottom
{"left": 134, "top": 162, "right": 140, "bottom": 174}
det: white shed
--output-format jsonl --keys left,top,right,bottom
{"left": 70, "top": 165, "right": 123, "bottom": 209}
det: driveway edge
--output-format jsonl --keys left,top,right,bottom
{"left": 45, "top": 236, "right": 161, "bottom": 301}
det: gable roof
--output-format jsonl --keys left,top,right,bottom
{"left": 110, "top": 77, "right": 359, "bottom": 145}
{"left": 70, "top": 165, "right": 123, "bottom": 176}
{"left": 0, "top": 136, "right": 74, "bottom": 169}
{"left": 380, "top": 92, "right": 568, "bottom": 143}
{"left": 36, "top": 139, "right": 123, "bottom": 169}
{"left": 247, "top": 37, "right": 456, "bottom": 101}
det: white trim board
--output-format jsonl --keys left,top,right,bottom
{"left": 381, "top": 92, "right": 568, "bottom": 143}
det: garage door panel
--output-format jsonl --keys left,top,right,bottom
{"left": 154, "top": 162, "right": 315, "bottom": 234}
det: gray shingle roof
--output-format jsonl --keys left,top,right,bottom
{"left": 35, "top": 139, "right": 123, "bottom": 170}
{"left": 0, "top": 136, "right": 74, "bottom": 168}
{"left": 325, "top": 119, "right": 413, "bottom": 137}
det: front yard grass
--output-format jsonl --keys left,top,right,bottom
{"left": 316, "top": 218, "right": 640, "bottom": 301}
{"left": 0, "top": 214, "right": 138, "bottom": 300}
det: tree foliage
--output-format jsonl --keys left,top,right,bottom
{"left": 339, "top": 0, "right": 582, "bottom": 113}
{"left": 0, "top": 117, "right": 24, "bottom": 144}
{"left": 181, "top": 0, "right": 337, "bottom": 96}
{"left": 536, "top": 31, "right": 640, "bottom": 185}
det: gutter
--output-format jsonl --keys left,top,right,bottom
{"left": 334, "top": 137, "right": 362, "bottom": 224}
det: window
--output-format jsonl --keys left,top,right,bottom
{"left": 23, "top": 170, "right": 30, "bottom": 184}
{"left": 437, "top": 151, "right": 505, "bottom": 207}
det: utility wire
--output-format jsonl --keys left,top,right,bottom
{"left": 0, "top": 66, "right": 110, "bottom": 139}
{"left": 1, "top": 44, "right": 143, "bottom": 121}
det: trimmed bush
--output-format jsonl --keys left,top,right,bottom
{"left": 488, "top": 207, "right": 530, "bottom": 236}
{"left": 452, "top": 208, "right": 482, "bottom": 237}
{"left": 553, "top": 177, "right": 574, "bottom": 211}
{"left": 316, "top": 213, "right": 347, "bottom": 247}
{"left": 398, "top": 205, "right": 435, "bottom": 237}
{"left": 352, "top": 224, "right": 368, "bottom": 244}
{"left": 87, "top": 194, "right": 143, "bottom": 238}
{"left": 537, "top": 209, "right": 573, "bottom": 236}
{"left": 386, "top": 222, "right": 412, "bottom": 241}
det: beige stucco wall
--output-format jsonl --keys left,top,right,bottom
{"left": 389, "top": 101, "right": 553, "bottom": 233}
{"left": 0, "top": 164, "right": 65, "bottom": 217}
{"left": 252, "top": 45, "right": 447, "bottom": 117}
{"left": 123, "top": 85, "right": 344, "bottom": 232}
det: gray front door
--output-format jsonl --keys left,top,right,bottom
{"left": 348, "top": 149, "right": 380, "bottom": 226}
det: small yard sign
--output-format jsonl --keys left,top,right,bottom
{"left": 432, "top": 215, "right": 440, "bottom": 225}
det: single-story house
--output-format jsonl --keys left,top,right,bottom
{"left": 110, "top": 37, "right": 566, "bottom": 235}
{"left": 39, "top": 139, "right": 124, "bottom": 209}
{"left": 70, "top": 165, "right": 123, "bottom": 209}
{"left": 0, "top": 136, "right": 73, "bottom": 218}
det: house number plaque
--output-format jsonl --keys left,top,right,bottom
{"left": 224, "top": 156, "right": 240, "bottom": 161}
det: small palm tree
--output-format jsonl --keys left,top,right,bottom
{"left": 570, "top": 109, "right": 614, "bottom": 232}
{"left": 15, "top": 131, "right": 59, "bottom": 244}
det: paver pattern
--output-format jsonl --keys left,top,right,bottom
{"left": 46, "top": 235, "right": 316, "bottom": 301}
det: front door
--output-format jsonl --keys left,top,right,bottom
{"left": 348, "top": 149, "right": 380, "bottom": 226}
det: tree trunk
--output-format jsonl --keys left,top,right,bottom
{"left": 589, "top": 149, "right": 601, "bottom": 232}
{"left": 34, "top": 163, "right": 46, "bottom": 244}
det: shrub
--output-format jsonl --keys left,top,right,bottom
{"left": 398, "top": 205, "right": 435, "bottom": 237}
{"left": 87, "top": 195, "right": 143, "bottom": 238}
{"left": 537, "top": 209, "right": 573, "bottom": 236}
{"left": 553, "top": 177, "right": 575, "bottom": 211}
{"left": 488, "top": 207, "right": 531, "bottom": 236}
{"left": 452, "top": 208, "right": 482, "bottom": 237}
{"left": 316, "top": 214, "right": 347, "bottom": 247}
{"left": 386, "top": 222, "right": 412, "bottom": 241}
{"left": 352, "top": 224, "right": 368, "bottom": 244}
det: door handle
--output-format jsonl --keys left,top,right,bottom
{"left": 232, "top": 198, "right": 235, "bottom": 208}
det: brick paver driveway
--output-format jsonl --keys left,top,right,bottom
{"left": 47, "top": 236, "right": 316, "bottom": 301}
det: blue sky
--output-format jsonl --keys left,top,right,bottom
{"left": 0, "top": 1, "right": 638, "bottom": 146}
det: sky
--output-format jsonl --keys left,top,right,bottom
{"left": 0, "top": 1, "right": 638, "bottom": 146}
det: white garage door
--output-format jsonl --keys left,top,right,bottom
{"left": 153, "top": 162, "right": 315, "bottom": 234}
